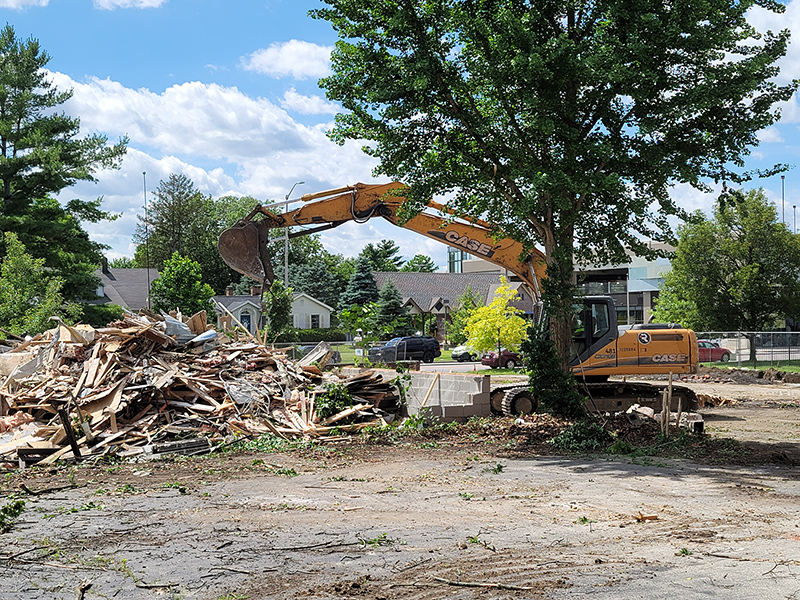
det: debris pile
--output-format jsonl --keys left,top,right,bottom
{"left": 0, "top": 312, "right": 400, "bottom": 467}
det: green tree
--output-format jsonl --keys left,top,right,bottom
{"left": 289, "top": 261, "right": 347, "bottom": 309}
{"left": 264, "top": 279, "right": 293, "bottom": 339}
{"left": 313, "top": 0, "right": 796, "bottom": 367}
{"left": 338, "top": 254, "right": 379, "bottom": 309}
{"left": 446, "top": 285, "right": 483, "bottom": 345}
{"left": 360, "top": 239, "right": 404, "bottom": 271}
{"left": 149, "top": 252, "right": 215, "bottom": 316}
{"left": 401, "top": 254, "right": 437, "bottom": 273}
{"left": 134, "top": 174, "right": 236, "bottom": 294}
{"left": 464, "top": 277, "right": 527, "bottom": 354}
{"left": 0, "top": 25, "right": 127, "bottom": 301}
{"left": 653, "top": 188, "right": 800, "bottom": 337}
{"left": 109, "top": 257, "right": 136, "bottom": 268}
{"left": 375, "top": 279, "right": 410, "bottom": 337}
{"left": 0, "top": 232, "right": 80, "bottom": 336}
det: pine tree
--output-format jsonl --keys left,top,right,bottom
{"left": 375, "top": 279, "right": 410, "bottom": 337}
{"left": 338, "top": 255, "right": 379, "bottom": 309}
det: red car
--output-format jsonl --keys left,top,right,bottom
{"left": 480, "top": 349, "right": 521, "bottom": 369}
{"left": 697, "top": 340, "right": 731, "bottom": 363}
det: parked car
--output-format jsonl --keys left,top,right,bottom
{"left": 480, "top": 348, "right": 521, "bottom": 369}
{"left": 368, "top": 335, "right": 441, "bottom": 363}
{"left": 697, "top": 339, "right": 731, "bottom": 363}
{"left": 451, "top": 345, "right": 478, "bottom": 362}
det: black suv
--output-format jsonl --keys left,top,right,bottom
{"left": 368, "top": 336, "right": 441, "bottom": 363}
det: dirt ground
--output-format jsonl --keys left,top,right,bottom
{"left": 2, "top": 372, "right": 800, "bottom": 600}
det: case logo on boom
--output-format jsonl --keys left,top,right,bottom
{"left": 428, "top": 230, "right": 495, "bottom": 257}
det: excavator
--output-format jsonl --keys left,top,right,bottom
{"left": 218, "top": 181, "right": 699, "bottom": 416}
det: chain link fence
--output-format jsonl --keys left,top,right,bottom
{"left": 696, "top": 331, "right": 800, "bottom": 368}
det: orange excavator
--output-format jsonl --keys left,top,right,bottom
{"left": 218, "top": 181, "right": 699, "bottom": 415}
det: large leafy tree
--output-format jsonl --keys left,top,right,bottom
{"left": 653, "top": 188, "right": 800, "bottom": 336}
{"left": 0, "top": 25, "right": 127, "bottom": 301}
{"left": 264, "top": 279, "right": 293, "bottom": 340}
{"left": 0, "top": 232, "right": 80, "bottom": 336}
{"left": 313, "top": 0, "right": 797, "bottom": 366}
{"left": 149, "top": 252, "right": 215, "bottom": 316}
{"left": 464, "top": 277, "right": 527, "bottom": 354}
{"left": 446, "top": 284, "right": 483, "bottom": 345}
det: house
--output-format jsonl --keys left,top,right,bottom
{"left": 292, "top": 293, "right": 334, "bottom": 329}
{"left": 213, "top": 286, "right": 334, "bottom": 334}
{"left": 373, "top": 271, "right": 535, "bottom": 341}
{"left": 93, "top": 262, "right": 159, "bottom": 311}
{"left": 214, "top": 285, "right": 265, "bottom": 335}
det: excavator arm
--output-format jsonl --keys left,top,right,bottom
{"left": 218, "top": 181, "right": 546, "bottom": 300}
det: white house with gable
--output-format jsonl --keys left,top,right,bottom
{"left": 292, "top": 293, "right": 334, "bottom": 329}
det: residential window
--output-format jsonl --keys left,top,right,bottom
{"left": 310, "top": 314, "right": 320, "bottom": 328}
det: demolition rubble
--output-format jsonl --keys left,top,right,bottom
{"left": 0, "top": 312, "right": 400, "bottom": 468}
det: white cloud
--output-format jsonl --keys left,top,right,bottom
{"left": 0, "top": 0, "right": 47, "bottom": 8}
{"left": 242, "top": 40, "right": 332, "bottom": 80}
{"left": 281, "top": 88, "right": 339, "bottom": 115}
{"left": 93, "top": 0, "right": 167, "bottom": 8}
{"left": 758, "top": 126, "right": 784, "bottom": 143}
{"left": 47, "top": 72, "right": 380, "bottom": 258}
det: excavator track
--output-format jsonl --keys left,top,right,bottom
{"left": 495, "top": 381, "right": 698, "bottom": 417}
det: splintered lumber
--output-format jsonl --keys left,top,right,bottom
{"left": 321, "top": 404, "right": 373, "bottom": 426}
{"left": 0, "top": 313, "right": 403, "bottom": 464}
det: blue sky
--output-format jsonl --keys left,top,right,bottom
{"left": 3, "top": 0, "right": 800, "bottom": 266}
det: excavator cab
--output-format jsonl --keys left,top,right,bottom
{"left": 570, "top": 297, "right": 617, "bottom": 369}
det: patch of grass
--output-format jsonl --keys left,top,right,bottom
{"left": 358, "top": 532, "right": 398, "bottom": 548}
{"left": 575, "top": 516, "right": 596, "bottom": 525}
{"left": 270, "top": 467, "right": 298, "bottom": 477}
{"left": 458, "top": 492, "right": 474, "bottom": 500}
{"left": 162, "top": 482, "right": 187, "bottom": 494}
{"left": 482, "top": 462, "right": 505, "bottom": 474}
{"left": 676, "top": 547, "right": 694, "bottom": 556}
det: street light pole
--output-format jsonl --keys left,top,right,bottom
{"left": 781, "top": 175, "right": 785, "bottom": 224}
{"left": 794, "top": 205, "right": 796, "bottom": 234}
{"left": 283, "top": 181, "right": 305, "bottom": 287}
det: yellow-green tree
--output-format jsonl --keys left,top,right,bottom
{"left": 465, "top": 277, "right": 526, "bottom": 354}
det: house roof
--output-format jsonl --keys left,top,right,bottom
{"left": 213, "top": 295, "right": 263, "bottom": 312}
{"left": 94, "top": 267, "right": 159, "bottom": 311}
{"left": 293, "top": 293, "right": 334, "bottom": 312}
{"left": 373, "top": 272, "right": 514, "bottom": 312}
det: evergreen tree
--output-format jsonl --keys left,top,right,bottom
{"left": 0, "top": 25, "right": 127, "bottom": 301}
{"left": 375, "top": 279, "right": 410, "bottom": 337}
{"left": 338, "top": 254, "right": 379, "bottom": 309}
{"left": 360, "top": 239, "right": 404, "bottom": 271}
{"left": 134, "top": 174, "right": 236, "bottom": 294}
{"left": 401, "top": 254, "right": 437, "bottom": 273}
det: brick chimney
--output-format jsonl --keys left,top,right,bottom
{"left": 250, "top": 285, "right": 262, "bottom": 296}
{"left": 225, "top": 285, "right": 234, "bottom": 296}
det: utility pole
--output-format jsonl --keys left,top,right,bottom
{"left": 283, "top": 181, "right": 305, "bottom": 287}
{"left": 143, "top": 172, "right": 151, "bottom": 309}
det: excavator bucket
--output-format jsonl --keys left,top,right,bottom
{"left": 217, "top": 220, "right": 275, "bottom": 286}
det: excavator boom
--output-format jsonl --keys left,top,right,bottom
{"left": 218, "top": 181, "right": 546, "bottom": 299}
